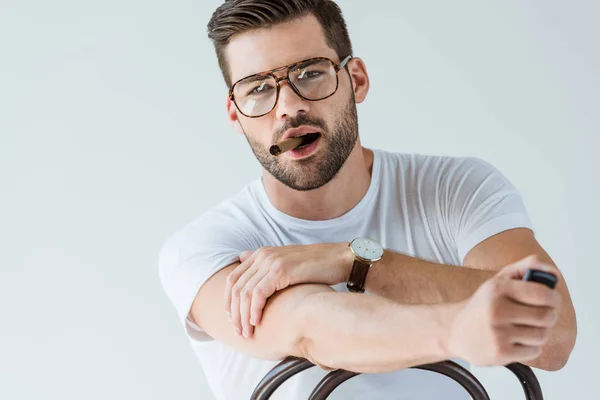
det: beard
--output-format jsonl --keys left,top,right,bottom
{"left": 241, "top": 93, "right": 359, "bottom": 191}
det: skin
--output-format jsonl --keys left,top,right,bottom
{"left": 225, "top": 15, "right": 374, "bottom": 220}
{"left": 189, "top": 13, "right": 577, "bottom": 372}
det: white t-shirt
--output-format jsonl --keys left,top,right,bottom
{"left": 158, "top": 149, "right": 533, "bottom": 400}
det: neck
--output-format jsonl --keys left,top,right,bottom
{"left": 261, "top": 142, "right": 374, "bottom": 221}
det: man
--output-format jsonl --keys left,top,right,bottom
{"left": 158, "top": 1, "right": 577, "bottom": 399}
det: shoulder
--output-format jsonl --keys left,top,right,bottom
{"left": 375, "top": 149, "right": 500, "bottom": 187}
{"left": 158, "top": 182, "right": 264, "bottom": 277}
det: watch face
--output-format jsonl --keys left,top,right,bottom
{"left": 351, "top": 237, "right": 384, "bottom": 261}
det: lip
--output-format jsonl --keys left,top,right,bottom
{"left": 288, "top": 135, "right": 321, "bottom": 159}
{"left": 281, "top": 126, "right": 322, "bottom": 141}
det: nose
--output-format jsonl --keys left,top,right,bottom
{"left": 274, "top": 79, "right": 310, "bottom": 120}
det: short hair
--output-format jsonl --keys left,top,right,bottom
{"left": 207, "top": 0, "right": 353, "bottom": 87}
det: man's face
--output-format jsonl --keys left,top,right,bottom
{"left": 225, "top": 15, "right": 361, "bottom": 191}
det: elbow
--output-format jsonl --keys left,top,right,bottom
{"left": 294, "top": 335, "right": 338, "bottom": 372}
{"left": 291, "top": 293, "right": 338, "bottom": 372}
{"left": 290, "top": 293, "right": 317, "bottom": 360}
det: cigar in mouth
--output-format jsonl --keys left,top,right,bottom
{"left": 269, "top": 133, "right": 321, "bottom": 156}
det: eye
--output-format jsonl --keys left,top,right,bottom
{"left": 297, "top": 69, "right": 324, "bottom": 80}
{"left": 247, "top": 81, "right": 274, "bottom": 96}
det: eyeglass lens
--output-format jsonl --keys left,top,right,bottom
{"left": 233, "top": 59, "right": 338, "bottom": 117}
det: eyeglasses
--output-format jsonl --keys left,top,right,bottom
{"left": 229, "top": 55, "right": 352, "bottom": 118}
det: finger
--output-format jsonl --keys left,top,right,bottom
{"left": 504, "top": 280, "right": 562, "bottom": 308}
{"left": 224, "top": 253, "right": 256, "bottom": 314}
{"left": 499, "top": 254, "right": 557, "bottom": 280}
{"left": 231, "top": 265, "right": 260, "bottom": 336}
{"left": 505, "top": 324, "right": 551, "bottom": 346}
{"left": 504, "top": 343, "right": 543, "bottom": 363}
{"left": 504, "top": 301, "right": 558, "bottom": 328}
{"left": 229, "top": 284, "right": 242, "bottom": 337}
{"left": 250, "top": 274, "right": 277, "bottom": 326}
{"left": 240, "top": 250, "right": 254, "bottom": 263}
{"left": 240, "top": 269, "right": 269, "bottom": 338}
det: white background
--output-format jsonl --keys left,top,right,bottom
{"left": 1, "top": 0, "right": 598, "bottom": 399}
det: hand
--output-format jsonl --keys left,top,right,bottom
{"left": 446, "top": 255, "right": 561, "bottom": 366}
{"left": 225, "top": 243, "right": 353, "bottom": 338}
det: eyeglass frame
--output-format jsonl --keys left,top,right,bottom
{"left": 228, "top": 55, "right": 353, "bottom": 118}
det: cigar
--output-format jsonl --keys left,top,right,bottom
{"left": 269, "top": 133, "right": 319, "bottom": 156}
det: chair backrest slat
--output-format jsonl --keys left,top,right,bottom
{"left": 250, "top": 356, "right": 544, "bottom": 400}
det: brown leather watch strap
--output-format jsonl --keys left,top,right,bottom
{"left": 346, "top": 258, "right": 371, "bottom": 293}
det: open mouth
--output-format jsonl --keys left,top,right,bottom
{"left": 294, "top": 132, "right": 321, "bottom": 149}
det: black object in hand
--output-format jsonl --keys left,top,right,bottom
{"left": 522, "top": 269, "right": 558, "bottom": 289}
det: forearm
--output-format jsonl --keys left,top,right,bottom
{"left": 360, "top": 247, "right": 576, "bottom": 371}
{"left": 295, "top": 290, "right": 459, "bottom": 374}
{"left": 365, "top": 249, "right": 493, "bottom": 304}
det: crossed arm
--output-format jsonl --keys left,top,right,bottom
{"left": 366, "top": 228, "right": 577, "bottom": 370}
{"left": 189, "top": 228, "right": 577, "bottom": 372}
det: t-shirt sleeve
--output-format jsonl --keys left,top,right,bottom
{"left": 158, "top": 211, "right": 259, "bottom": 342}
{"left": 443, "top": 157, "right": 533, "bottom": 264}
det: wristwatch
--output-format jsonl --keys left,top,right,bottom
{"left": 346, "top": 237, "right": 384, "bottom": 293}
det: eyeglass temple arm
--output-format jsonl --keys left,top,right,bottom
{"left": 336, "top": 55, "right": 352, "bottom": 71}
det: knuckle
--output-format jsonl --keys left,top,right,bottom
{"left": 529, "top": 327, "right": 543, "bottom": 343}
{"left": 537, "top": 287, "right": 556, "bottom": 305}
{"left": 554, "top": 292, "right": 563, "bottom": 306}
{"left": 260, "top": 251, "right": 274, "bottom": 263}
{"left": 225, "top": 274, "right": 237, "bottom": 287}
{"left": 259, "top": 246, "right": 273, "bottom": 256}
{"left": 492, "top": 326, "right": 507, "bottom": 343}
{"left": 539, "top": 287, "right": 553, "bottom": 302}
{"left": 254, "top": 247, "right": 267, "bottom": 259}
{"left": 529, "top": 285, "right": 549, "bottom": 304}
{"left": 488, "top": 301, "right": 505, "bottom": 324}
{"left": 489, "top": 280, "right": 509, "bottom": 301}
{"left": 253, "top": 285, "right": 267, "bottom": 298}
{"left": 539, "top": 328, "right": 550, "bottom": 342}
{"left": 240, "top": 287, "right": 251, "bottom": 299}
{"left": 540, "top": 309, "right": 556, "bottom": 325}
{"left": 487, "top": 279, "right": 503, "bottom": 294}
{"left": 231, "top": 284, "right": 242, "bottom": 297}
{"left": 267, "top": 253, "right": 281, "bottom": 265}
{"left": 270, "top": 260, "right": 285, "bottom": 275}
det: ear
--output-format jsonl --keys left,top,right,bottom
{"left": 226, "top": 95, "right": 245, "bottom": 135}
{"left": 346, "top": 57, "right": 370, "bottom": 104}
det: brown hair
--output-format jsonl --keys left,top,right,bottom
{"left": 207, "top": 0, "right": 353, "bottom": 87}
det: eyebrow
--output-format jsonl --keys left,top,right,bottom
{"left": 294, "top": 60, "right": 318, "bottom": 69}
{"left": 239, "top": 74, "right": 272, "bottom": 84}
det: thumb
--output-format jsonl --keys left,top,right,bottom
{"left": 239, "top": 250, "right": 254, "bottom": 263}
{"left": 497, "top": 254, "right": 556, "bottom": 280}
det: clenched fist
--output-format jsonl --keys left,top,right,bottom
{"left": 447, "top": 255, "right": 561, "bottom": 366}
